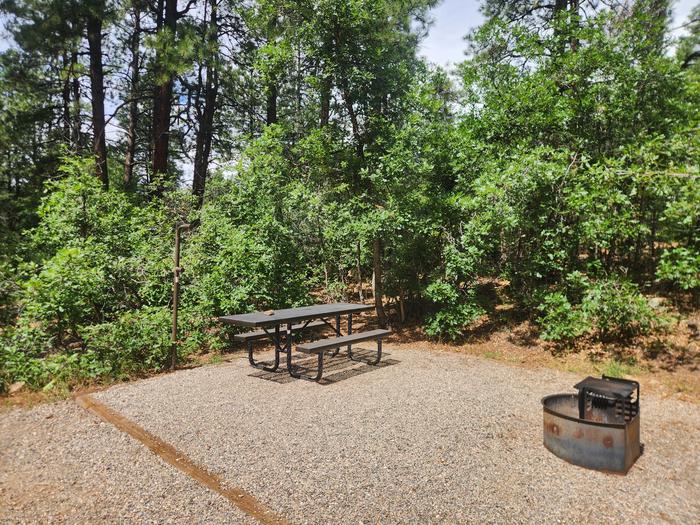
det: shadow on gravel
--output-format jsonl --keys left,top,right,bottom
{"left": 248, "top": 348, "right": 400, "bottom": 385}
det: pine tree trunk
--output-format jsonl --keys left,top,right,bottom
{"left": 373, "top": 237, "right": 387, "bottom": 328}
{"left": 124, "top": 3, "right": 142, "bottom": 190}
{"left": 320, "top": 75, "right": 331, "bottom": 127}
{"left": 266, "top": 83, "right": 278, "bottom": 125}
{"left": 86, "top": 11, "right": 109, "bottom": 187}
{"left": 192, "top": 0, "right": 218, "bottom": 206}
{"left": 356, "top": 240, "right": 364, "bottom": 302}
{"left": 61, "top": 52, "right": 71, "bottom": 142}
{"left": 151, "top": 0, "right": 178, "bottom": 191}
{"left": 70, "top": 52, "right": 81, "bottom": 149}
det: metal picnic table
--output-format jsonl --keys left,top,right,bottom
{"left": 219, "top": 302, "right": 388, "bottom": 381}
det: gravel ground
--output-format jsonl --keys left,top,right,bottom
{"left": 0, "top": 401, "right": 257, "bottom": 524}
{"left": 85, "top": 347, "right": 700, "bottom": 525}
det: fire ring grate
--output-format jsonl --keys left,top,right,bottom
{"left": 542, "top": 376, "right": 642, "bottom": 474}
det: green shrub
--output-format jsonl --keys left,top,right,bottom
{"left": 1, "top": 344, "right": 47, "bottom": 392}
{"left": 183, "top": 177, "right": 311, "bottom": 315}
{"left": 537, "top": 292, "right": 590, "bottom": 343}
{"left": 22, "top": 247, "right": 108, "bottom": 341}
{"left": 657, "top": 248, "right": 700, "bottom": 291}
{"left": 0, "top": 323, "right": 54, "bottom": 391}
{"left": 1, "top": 307, "right": 173, "bottom": 392}
{"left": 582, "top": 279, "right": 658, "bottom": 340}
{"left": 537, "top": 277, "right": 661, "bottom": 343}
{"left": 80, "top": 306, "right": 173, "bottom": 377}
{"left": 423, "top": 280, "right": 485, "bottom": 341}
{"left": 0, "top": 259, "right": 20, "bottom": 326}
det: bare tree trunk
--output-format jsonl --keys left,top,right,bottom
{"left": 70, "top": 52, "right": 81, "bottom": 149}
{"left": 319, "top": 224, "right": 329, "bottom": 290}
{"left": 151, "top": 0, "right": 178, "bottom": 192}
{"left": 266, "top": 83, "right": 278, "bottom": 125}
{"left": 343, "top": 89, "right": 363, "bottom": 160}
{"left": 356, "top": 240, "right": 364, "bottom": 301}
{"left": 338, "top": 265, "right": 348, "bottom": 301}
{"left": 569, "top": 0, "right": 580, "bottom": 51}
{"left": 320, "top": 75, "right": 331, "bottom": 127}
{"left": 62, "top": 52, "right": 71, "bottom": 141}
{"left": 87, "top": 10, "right": 109, "bottom": 187}
{"left": 192, "top": 0, "right": 219, "bottom": 206}
{"left": 372, "top": 237, "right": 387, "bottom": 327}
{"left": 124, "top": 2, "right": 142, "bottom": 190}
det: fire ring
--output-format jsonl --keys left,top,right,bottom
{"left": 542, "top": 376, "right": 641, "bottom": 474}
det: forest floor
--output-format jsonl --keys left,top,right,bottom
{"left": 386, "top": 310, "right": 700, "bottom": 404}
{"left": 2, "top": 292, "right": 698, "bottom": 411}
{"left": 3, "top": 302, "right": 698, "bottom": 412}
{"left": 374, "top": 278, "right": 700, "bottom": 404}
{"left": 2, "top": 347, "right": 699, "bottom": 524}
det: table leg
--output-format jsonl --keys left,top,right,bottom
{"left": 331, "top": 314, "right": 341, "bottom": 357}
{"left": 286, "top": 321, "right": 323, "bottom": 380}
{"left": 347, "top": 313, "right": 353, "bottom": 356}
{"left": 247, "top": 324, "right": 281, "bottom": 372}
{"left": 285, "top": 322, "right": 294, "bottom": 373}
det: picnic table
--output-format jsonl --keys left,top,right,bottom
{"left": 219, "top": 303, "right": 390, "bottom": 381}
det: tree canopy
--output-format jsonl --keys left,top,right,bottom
{"left": 0, "top": 0, "right": 698, "bottom": 391}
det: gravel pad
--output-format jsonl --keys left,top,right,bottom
{"left": 90, "top": 348, "right": 700, "bottom": 524}
{"left": 0, "top": 401, "right": 257, "bottom": 524}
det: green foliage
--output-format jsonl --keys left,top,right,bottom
{"left": 80, "top": 307, "right": 173, "bottom": 376}
{"left": 0, "top": 157, "right": 187, "bottom": 391}
{"left": 657, "top": 248, "right": 700, "bottom": 292}
{"left": 423, "top": 281, "right": 485, "bottom": 341}
{"left": 583, "top": 280, "right": 659, "bottom": 340}
{"left": 23, "top": 247, "right": 108, "bottom": 339}
{"left": 600, "top": 359, "right": 637, "bottom": 379}
{"left": 0, "top": 259, "right": 20, "bottom": 326}
{"left": 537, "top": 277, "right": 662, "bottom": 343}
{"left": 538, "top": 292, "right": 591, "bottom": 343}
{"left": 1, "top": 323, "right": 55, "bottom": 390}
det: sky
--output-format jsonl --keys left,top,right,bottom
{"left": 419, "top": 0, "right": 484, "bottom": 67}
{"left": 419, "top": 0, "right": 699, "bottom": 68}
{"left": 0, "top": 0, "right": 697, "bottom": 57}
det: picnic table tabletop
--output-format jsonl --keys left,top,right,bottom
{"left": 218, "top": 302, "right": 374, "bottom": 328}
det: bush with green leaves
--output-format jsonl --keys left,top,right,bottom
{"left": 537, "top": 292, "right": 591, "bottom": 343}
{"left": 0, "top": 324, "right": 54, "bottom": 391}
{"left": 0, "top": 258, "right": 20, "bottom": 326}
{"left": 22, "top": 246, "right": 109, "bottom": 341}
{"left": 582, "top": 280, "right": 660, "bottom": 340}
{"left": 537, "top": 277, "right": 662, "bottom": 343}
{"left": 657, "top": 248, "right": 700, "bottom": 292}
{"left": 423, "top": 280, "right": 485, "bottom": 341}
{"left": 80, "top": 306, "right": 173, "bottom": 377}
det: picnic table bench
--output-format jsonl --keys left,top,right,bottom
{"left": 219, "top": 303, "right": 390, "bottom": 381}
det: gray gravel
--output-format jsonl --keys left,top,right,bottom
{"left": 0, "top": 400, "right": 257, "bottom": 524}
{"left": 3, "top": 348, "right": 699, "bottom": 524}
{"left": 87, "top": 347, "right": 700, "bottom": 525}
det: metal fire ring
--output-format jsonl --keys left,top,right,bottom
{"left": 541, "top": 378, "right": 642, "bottom": 474}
